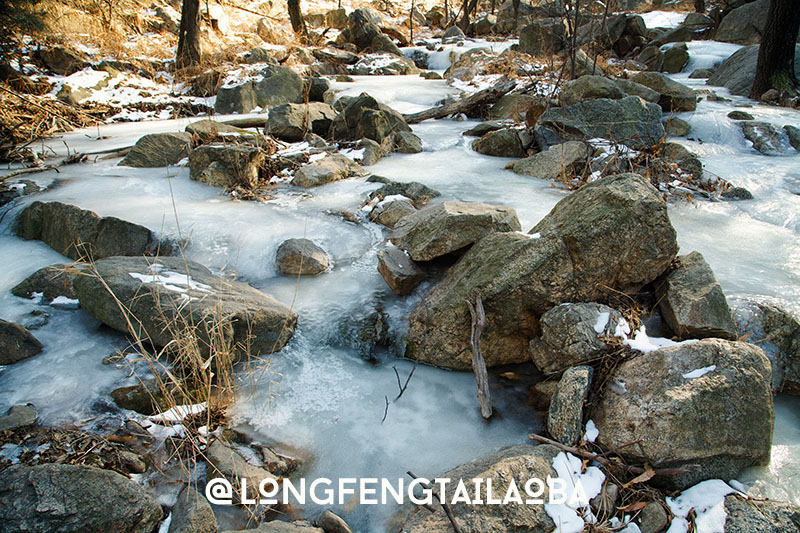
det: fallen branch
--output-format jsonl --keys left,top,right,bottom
{"left": 401, "top": 77, "right": 517, "bottom": 124}
{"left": 528, "top": 433, "right": 700, "bottom": 476}
{"left": 407, "top": 471, "right": 463, "bottom": 533}
{"left": 381, "top": 395, "right": 389, "bottom": 424}
{"left": 0, "top": 164, "right": 60, "bottom": 182}
{"left": 393, "top": 363, "right": 417, "bottom": 401}
{"left": 222, "top": 118, "right": 267, "bottom": 129}
{"left": 466, "top": 293, "right": 492, "bottom": 419}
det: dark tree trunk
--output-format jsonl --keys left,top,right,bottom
{"left": 288, "top": 0, "right": 307, "bottom": 36}
{"left": 459, "top": 0, "right": 479, "bottom": 32}
{"left": 512, "top": 0, "right": 520, "bottom": 36}
{"left": 750, "top": 0, "right": 800, "bottom": 99}
{"left": 176, "top": 0, "right": 201, "bottom": 69}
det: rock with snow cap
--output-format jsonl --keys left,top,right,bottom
{"left": 377, "top": 247, "right": 425, "bottom": 296}
{"left": 591, "top": 338, "right": 774, "bottom": 489}
{"left": 72, "top": 256, "right": 297, "bottom": 358}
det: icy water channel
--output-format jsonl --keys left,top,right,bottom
{"left": 1, "top": 42, "right": 800, "bottom": 531}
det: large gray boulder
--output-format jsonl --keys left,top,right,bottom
{"left": 511, "top": 141, "right": 589, "bottom": 180}
{"left": 592, "top": 339, "right": 774, "bottom": 489}
{"left": 529, "top": 303, "right": 626, "bottom": 375}
{"left": 215, "top": 66, "right": 303, "bottom": 114}
{"left": 0, "top": 319, "right": 43, "bottom": 365}
{"left": 291, "top": 153, "right": 367, "bottom": 188}
{"left": 518, "top": 18, "right": 566, "bottom": 56}
{"left": 15, "top": 201, "right": 168, "bottom": 260}
{"left": 390, "top": 445, "right": 560, "bottom": 532}
{"left": 0, "top": 463, "right": 162, "bottom": 532}
{"left": 331, "top": 93, "right": 411, "bottom": 142}
{"left": 168, "top": 485, "right": 217, "bottom": 533}
{"left": 266, "top": 102, "right": 336, "bottom": 142}
{"left": 559, "top": 75, "right": 626, "bottom": 106}
{"left": 661, "top": 43, "right": 690, "bottom": 74}
{"left": 733, "top": 299, "right": 800, "bottom": 395}
{"left": 537, "top": 96, "right": 665, "bottom": 150}
{"left": 120, "top": 132, "right": 192, "bottom": 168}
{"left": 631, "top": 72, "right": 696, "bottom": 112}
{"left": 390, "top": 201, "right": 521, "bottom": 262}
{"left": 72, "top": 256, "right": 297, "bottom": 358}
{"left": 275, "top": 238, "right": 331, "bottom": 276}
{"left": 189, "top": 145, "right": 265, "bottom": 189}
{"left": 472, "top": 128, "right": 530, "bottom": 158}
{"left": 715, "top": 0, "right": 769, "bottom": 45}
{"left": 348, "top": 8, "right": 382, "bottom": 50}
{"left": 724, "top": 494, "right": 800, "bottom": 532}
{"left": 656, "top": 251, "right": 738, "bottom": 340}
{"left": 708, "top": 45, "right": 800, "bottom": 97}
{"left": 740, "top": 121, "right": 788, "bottom": 155}
{"left": 548, "top": 365, "right": 592, "bottom": 446}
{"left": 406, "top": 173, "right": 678, "bottom": 369}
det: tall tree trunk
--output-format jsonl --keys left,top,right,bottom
{"left": 288, "top": 0, "right": 307, "bottom": 37}
{"left": 176, "top": 0, "right": 201, "bottom": 69}
{"left": 459, "top": 0, "right": 478, "bottom": 32}
{"left": 512, "top": 0, "right": 520, "bottom": 36}
{"left": 750, "top": 0, "right": 800, "bottom": 99}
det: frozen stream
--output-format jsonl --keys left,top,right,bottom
{"left": 1, "top": 45, "right": 800, "bottom": 529}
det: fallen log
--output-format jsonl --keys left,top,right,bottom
{"left": 402, "top": 76, "right": 517, "bottom": 124}
{"left": 221, "top": 117, "right": 267, "bottom": 129}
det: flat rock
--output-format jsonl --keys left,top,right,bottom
{"left": 390, "top": 201, "right": 521, "bottom": 262}
{"left": 0, "top": 405, "right": 37, "bottom": 432}
{"left": 631, "top": 71, "right": 696, "bottom": 112}
{"left": 0, "top": 463, "right": 162, "bottom": 532}
{"left": 120, "top": 132, "right": 192, "bottom": 168}
{"left": 369, "top": 197, "right": 416, "bottom": 227}
{"left": 11, "top": 263, "right": 81, "bottom": 303}
{"left": 592, "top": 339, "right": 773, "bottom": 489}
{"left": 560, "top": 75, "right": 626, "bottom": 106}
{"left": 740, "top": 121, "right": 788, "bottom": 155}
{"left": 377, "top": 247, "right": 425, "bottom": 296}
{"left": 291, "top": 153, "right": 367, "bottom": 187}
{"left": 538, "top": 96, "right": 665, "bottom": 150}
{"left": 406, "top": 173, "right": 678, "bottom": 369}
{"left": 511, "top": 141, "right": 589, "bottom": 180}
{"left": 368, "top": 179, "right": 440, "bottom": 205}
{"left": 72, "top": 256, "right": 297, "bottom": 358}
{"left": 472, "top": 128, "right": 529, "bottom": 158}
{"left": 0, "top": 319, "right": 44, "bottom": 365}
{"left": 275, "top": 238, "right": 331, "bottom": 276}
{"left": 547, "top": 365, "right": 592, "bottom": 446}
{"left": 15, "top": 201, "right": 168, "bottom": 260}
{"left": 656, "top": 251, "right": 737, "bottom": 340}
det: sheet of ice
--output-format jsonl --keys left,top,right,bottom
{"left": 402, "top": 38, "right": 517, "bottom": 72}
{"left": 681, "top": 40, "right": 743, "bottom": 73}
{"left": 682, "top": 365, "right": 716, "bottom": 379}
{"left": 545, "top": 451, "right": 605, "bottom": 533}
{"left": 639, "top": 10, "right": 687, "bottom": 29}
{"left": 665, "top": 479, "right": 740, "bottom": 533}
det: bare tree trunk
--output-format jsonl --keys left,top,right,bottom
{"left": 512, "top": 0, "right": 520, "bottom": 36}
{"left": 288, "top": 0, "right": 307, "bottom": 37}
{"left": 750, "top": 0, "right": 800, "bottom": 99}
{"left": 459, "top": 0, "right": 478, "bottom": 32}
{"left": 176, "top": 0, "right": 201, "bottom": 69}
{"left": 410, "top": 0, "right": 415, "bottom": 42}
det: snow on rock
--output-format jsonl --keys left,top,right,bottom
{"left": 665, "top": 479, "right": 741, "bottom": 533}
{"left": 682, "top": 365, "right": 717, "bottom": 379}
{"left": 593, "top": 312, "right": 610, "bottom": 333}
{"left": 584, "top": 420, "right": 599, "bottom": 443}
{"left": 128, "top": 263, "right": 213, "bottom": 294}
{"left": 545, "top": 451, "right": 605, "bottom": 532}
{"left": 148, "top": 402, "right": 207, "bottom": 424}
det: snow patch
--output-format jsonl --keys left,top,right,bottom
{"left": 584, "top": 420, "right": 599, "bottom": 443}
{"left": 593, "top": 312, "right": 610, "bottom": 333}
{"left": 129, "top": 263, "right": 212, "bottom": 294}
{"left": 545, "top": 451, "right": 605, "bottom": 533}
{"left": 665, "top": 479, "right": 741, "bottom": 533}
{"left": 682, "top": 365, "right": 716, "bottom": 379}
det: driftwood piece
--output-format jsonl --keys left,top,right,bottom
{"left": 0, "top": 164, "right": 59, "bottom": 182}
{"left": 407, "top": 471, "right": 463, "bottom": 533}
{"left": 222, "top": 117, "right": 267, "bottom": 128}
{"left": 466, "top": 293, "right": 492, "bottom": 419}
{"left": 528, "top": 433, "right": 701, "bottom": 477}
{"left": 402, "top": 77, "right": 517, "bottom": 124}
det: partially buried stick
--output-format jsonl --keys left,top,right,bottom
{"left": 467, "top": 292, "right": 492, "bottom": 419}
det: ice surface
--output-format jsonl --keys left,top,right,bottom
{"left": 639, "top": 10, "right": 687, "bottom": 29}
{"left": 2, "top": 44, "right": 800, "bottom": 529}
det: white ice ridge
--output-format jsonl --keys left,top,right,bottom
{"left": 129, "top": 262, "right": 212, "bottom": 294}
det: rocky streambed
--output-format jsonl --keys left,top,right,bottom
{"left": 2, "top": 8, "right": 800, "bottom": 533}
